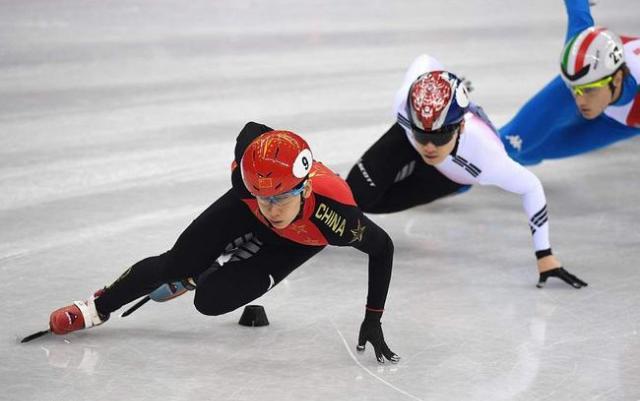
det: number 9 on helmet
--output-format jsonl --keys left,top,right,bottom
{"left": 241, "top": 130, "right": 313, "bottom": 197}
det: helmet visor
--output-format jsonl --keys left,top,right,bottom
{"left": 256, "top": 180, "right": 306, "bottom": 205}
{"left": 570, "top": 75, "right": 613, "bottom": 96}
{"left": 412, "top": 123, "right": 459, "bottom": 146}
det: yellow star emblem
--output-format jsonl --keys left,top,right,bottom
{"left": 349, "top": 219, "right": 366, "bottom": 243}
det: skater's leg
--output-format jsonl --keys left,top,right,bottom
{"left": 194, "top": 239, "right": 323, "bottom": 315}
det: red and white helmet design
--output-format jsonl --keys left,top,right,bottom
{"left": 408, "top": 71, "right": 469, "bottom": 131}
{"left": 241, "top": 130, "right": 313, "bottom": 197}
{"left": 560, "top": 26, "right": 625, "bottom": 86}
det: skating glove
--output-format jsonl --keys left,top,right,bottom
{"left": 357, "top": 309, "right": 400, "bottom": 364}
{"left": 537, "top": 267, "right": 588, "bottom": 289}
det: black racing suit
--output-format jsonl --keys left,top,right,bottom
{"left": 95, "top": 122, "right": 394, "bottom": 316}
{"left": 346, "top": 123, "right": 466, "bottom": 213}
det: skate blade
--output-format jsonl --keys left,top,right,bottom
{"left": 21, "top": 329, "right": 50, "bottom": 343}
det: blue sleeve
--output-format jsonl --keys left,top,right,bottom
{"left": 564, "top": 0, "right": 595, "bottom": 42}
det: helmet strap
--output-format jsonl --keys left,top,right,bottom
{"left": 450, "top": 130, "right": 462, "bottom": 157}
{"left": 608, "top": 66, "right": 626, "bottom": 104}
{"left": 295, "top": 196, "right": 306, "bottom": 220}
{"left": 609, "top": 81, "right": 616, "bottom": 99}
{"left": 608, "top": 79, "right": 617, "bottom": 97}
{"left": 295, "top": 179, "right": 311, "bottom": 220}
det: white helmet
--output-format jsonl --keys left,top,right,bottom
{"left": 560, "top": 26, "right": 624, "bottom": 86}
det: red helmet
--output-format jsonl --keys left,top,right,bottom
{"left": 241, "top": 130, "right": 313, "bottom": 197}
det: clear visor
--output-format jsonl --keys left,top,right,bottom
{"left": 256, "top": 181, "right": 306, "bottom": 204}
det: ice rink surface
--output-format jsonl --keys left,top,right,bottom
{"left": 1, "top": 1, "right": 639, "bottom": 400}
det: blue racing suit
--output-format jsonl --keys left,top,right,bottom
{"left": 499, "top": 0, "right": 640, "bottom": 165}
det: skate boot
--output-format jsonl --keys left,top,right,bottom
{"left": 49, "top": 289, "right": 110, "bottom": 335}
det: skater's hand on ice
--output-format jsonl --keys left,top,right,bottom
{"left": 357, "top": 309, "right": 400, "bottom": 364}
{"left": 537, "top": 263, "right": 588, "bottom": 289}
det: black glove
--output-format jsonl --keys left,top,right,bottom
{"left": 537, "top": 267, "right": 588, "bottom": 289}
{"left": 356, "top": 309, "right": 400, "bottom": 364}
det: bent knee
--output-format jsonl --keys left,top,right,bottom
{"left": 193, "top": 293, "right": 236, "bottom": 316}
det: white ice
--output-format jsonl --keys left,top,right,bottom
{"left": 1, "top": 1, "right": 639, "bottom": 400}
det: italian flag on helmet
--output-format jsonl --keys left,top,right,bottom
{"left": 560, "top": 26, "right": 625, "bottom": 86}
